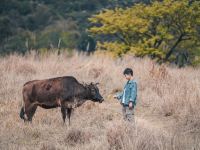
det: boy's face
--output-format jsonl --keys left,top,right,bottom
{"left": 124, "top": 74, "right": 132, "bottom": 80}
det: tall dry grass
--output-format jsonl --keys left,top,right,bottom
{"left": 0, "top": 51, "right": 200, "bottom": 150}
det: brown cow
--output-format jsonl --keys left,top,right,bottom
{"left": 19, "top": 76, "right": 104, "bottom": 124}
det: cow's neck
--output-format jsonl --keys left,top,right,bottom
{"left": 72, "top": 84, "right": 91, "bottom": 100}
{"left": 70, "top": 85, "right": 93, "bottom": 108}
{"left": 83, "top": 84, "right": 92, "bottom": 100}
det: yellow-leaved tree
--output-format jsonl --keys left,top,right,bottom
{"left": 89, "top": 0, "right": 200, "bottom": 65}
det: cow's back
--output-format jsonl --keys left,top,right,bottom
{"left": 23, "top": 76, "right": 80, "bottom": 103}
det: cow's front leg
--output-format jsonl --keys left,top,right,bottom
{"left": 61, "top": 106, "right": 66, "bottom": 124}
{"left": 23, "top": 104, "right": 37, "bottom": 122}
{"left": 67, "top": 108, "right": 72, "bottom": 126}
{"left": 61, "top": 101, "right": 73, "bottom": 125}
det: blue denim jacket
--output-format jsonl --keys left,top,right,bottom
{"left": 116, "top": 80, "right": 137, "bottom": 106}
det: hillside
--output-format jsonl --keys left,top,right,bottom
{"left": 0, "top": 0, "right": 144, "bottom": 54}
{"left": 0, "top": 52, "right": 199, "bottom": 149}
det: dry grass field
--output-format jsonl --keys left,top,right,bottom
{"left": 0, "top": 51, "right": 200, "bottom": 150}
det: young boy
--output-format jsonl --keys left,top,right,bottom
{"left": 114, "top": 68, "right": 137, "bottom": 123}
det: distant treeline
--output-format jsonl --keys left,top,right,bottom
{"left": 0, "top": 0, "right": 150, "bottom": 54}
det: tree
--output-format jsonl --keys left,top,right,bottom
{"left": 89, "top": 0, "right": 200, "bottom": 64}
{"left": 0, "top": 0, "right": 140, "bottom": 54}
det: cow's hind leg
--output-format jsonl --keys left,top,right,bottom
{"left": 20, "top": 106, "right": 25, "bottom": 120}
{"left": 25, "top": 104, "right": 37, "bottom": 122}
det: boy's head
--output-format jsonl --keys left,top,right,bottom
{"left": 123, "top": 68, "right": 133, "bottom": 80}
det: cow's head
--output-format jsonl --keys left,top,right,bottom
{"left": 88, "top": 83, "right": 104, "bottom": 103}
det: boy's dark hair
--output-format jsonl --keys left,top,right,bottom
{"left": 123, "top": 68, "right": 133, "bottom": 76}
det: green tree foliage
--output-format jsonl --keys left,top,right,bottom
{"left": 89, "top": 0, "right": 200, "bottom": 65}
{"left": 0, "top": 0, "right": 137, "bottom": 54}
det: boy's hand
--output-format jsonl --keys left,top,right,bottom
{"left": 113, "top": 95, "right": 117, "bottom": 99}
{"left": 129, "top": 102, "right": 133, "bottom": 109}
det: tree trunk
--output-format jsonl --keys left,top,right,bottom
{"left": 165, "top": 34, "right": 184, "bottom": 61}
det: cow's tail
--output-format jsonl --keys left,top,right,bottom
{"left": 20, "top": 87, "right": 26, "bottom": 120}
{"left": 20, "top": 106, "right": 25, "bottom": 120}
